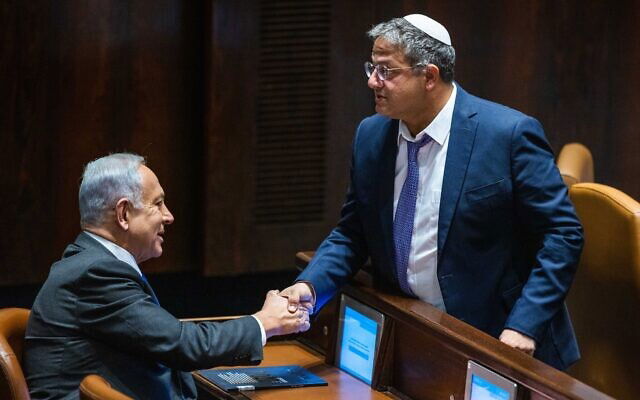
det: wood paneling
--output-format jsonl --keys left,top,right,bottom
{"left": 202, "top": 1, "right": 374, "bottom": 277}
{"left": 2, "top": 0, "right": 639, "bottom": 285}
{"left": 0, "top": 1, "right": 203, "bottom": 285}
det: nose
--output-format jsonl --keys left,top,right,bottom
{"left": 367, "top": 70, "right": 383, "bottom": 89}
{"left": 162, "top": 204, "right": 174, "bottom": 225}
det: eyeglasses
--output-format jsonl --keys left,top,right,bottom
{"left": 364, "top": 61, "right": 424, "bottom": 81}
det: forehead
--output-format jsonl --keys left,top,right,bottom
{"left": 371, "top": 37, "right": 408, "bottom": 64}
{"left": 138, "top": 165, "right": 164, "bottom": 200}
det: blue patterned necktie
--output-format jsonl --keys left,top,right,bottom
{"left": 393, "top": 134, "right": 433, "bottom": 296}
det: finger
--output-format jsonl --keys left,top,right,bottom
{"left": 297, "top": 314, "right": 310, "bottom": 332}
{"left": 299, "top": 302, "right": 314, "bottom": 314}
{"left": 286, "top": 295, "right": 300, "bottom": 313}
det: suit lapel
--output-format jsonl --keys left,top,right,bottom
{"left": 438, "top": 87, "right": 478, "bottom": 258}
{"left": 378, "top": 119, "right": 400, "bottom": 282}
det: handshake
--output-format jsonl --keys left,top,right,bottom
{"left": 252, "top": 282, "right": 316, "bottom": 339}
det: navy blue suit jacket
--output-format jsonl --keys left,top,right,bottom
{"left": 24, "top": 233, "right": 263, "bottom": 399}
{"left": 298, "top": 85, "right": 583, "bottom": 369}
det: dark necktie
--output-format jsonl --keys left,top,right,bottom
{"left": 140, "top": 272, "right": 161, "bottom": 305}
{"left": 393, "top": 134, "right": 433, "bottom": 296}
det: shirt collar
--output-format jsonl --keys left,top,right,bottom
{"left": 84, "top": 231, "right": 143, "bottom": 277}
{"left": 397, "top": 82, "right": 457, "bottom": 146}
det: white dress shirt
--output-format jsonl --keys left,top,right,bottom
{"left": 393, "top": 83, "right": 457, "bottom": 311}
{"left": 83, "top": 231, "right": 267, "bottom": 345}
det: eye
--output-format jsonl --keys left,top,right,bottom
{"left": 378, "top": 65, "right": 390, "bottom": 79}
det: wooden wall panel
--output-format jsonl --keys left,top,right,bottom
{"left": 203, "top": 0, "right": 259, "bottom": 276}
{"left": 2, "top": 0, "right": 639, "bottom": 285}
{"left": 0, "top": 1, "right": 203, "bottom": 285}
{"left": 203, "top": 0, "right": 375, "bottom": 277}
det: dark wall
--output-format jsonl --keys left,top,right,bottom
{"left": 0, "top": 1, "right": 204, "bottom": 285}
{"left": 1, "top": 0, "right": 639, "bottom": 286}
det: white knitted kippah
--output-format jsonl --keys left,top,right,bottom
{"left": 403, "top": 14, "right": 451, "bottom": 46}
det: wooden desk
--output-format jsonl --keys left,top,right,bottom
{"left": 195, "top": 341, "right": 394, "bottom": 399}
{"left": 195, "top": 251, "right": 613, "bottom": 400}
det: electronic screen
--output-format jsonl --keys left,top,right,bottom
{"left": 334, "top": 294, "right": 385, "bottom": 385}
{"left": 464, "top": 361, "right": 518, "bottom": 400}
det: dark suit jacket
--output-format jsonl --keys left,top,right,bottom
{"left": 24, "top": 232, "right": 263, "bottom": 400}
{"left": 298, "top": 85, "right": 583, "bottom": 370}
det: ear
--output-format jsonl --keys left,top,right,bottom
{"left": 424, "top": 64, "right": 440, "bottom": 91}
{"left": 114, "top": 198, "right": 131, "bottom": 231}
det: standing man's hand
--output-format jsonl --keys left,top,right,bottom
{"left": 253, "top": 290, "right": 310, "bottom": 338}
{"left": 499, "top": 329, "right": 536, "bottom": 355}
{"left": 279, "top": 282, "right": 315, "bottom": 314}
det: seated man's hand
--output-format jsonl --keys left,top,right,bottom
{"left": 254, "top": 290, "right": 310, "bottom": 338}
{"left": 279, "top": 282, "right": 315, "bottom": 314}
{"left": 499, "top": 329, "right": 536, "bottom": 355}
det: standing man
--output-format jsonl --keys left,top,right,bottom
{"left": 282, "top": 14, "right": 583, "bottom": 370}
{"left": 24, "top": 153, "right": 309, "bottom": 399}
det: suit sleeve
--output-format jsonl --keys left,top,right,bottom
{"left": 504, "top": 116, "right": 584, "bottom": 341}
{"left": 297, "top": 122, "right": 370, "bottom": 310}
{"left": 74, "top": 260, "right": 263, "bottom": 371}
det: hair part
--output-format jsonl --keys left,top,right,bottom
{"left": 79, "top": 153, "right": 146, "bottom": 228}
{"left": 368, "top": 17, "right": 455, "bottom": 83}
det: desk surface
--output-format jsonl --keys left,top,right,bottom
{"left": 195, "top": 341, "right": 394, "bottom": 400}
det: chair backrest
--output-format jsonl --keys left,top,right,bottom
{"left": 567, "top": 183, "right": 640, "bottom": 399}
{"left": 557, "top": 142, "right": 594, "bottom": 186}
{"left": 79, "top": 375, "right": 133, "bottom": 400}
{"left": 0, "top": 308, "right": 31, "bottom": 400}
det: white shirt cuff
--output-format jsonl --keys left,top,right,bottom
{"left": 251, "top": 315, "right": 267, "bottom": 346}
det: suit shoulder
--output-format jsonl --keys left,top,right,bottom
{"left": 463, "top": 90, "right": 533, "bottom": 119}
{"left": 50, "top": 245, "right": 135, "bottom": 282}
{"left": 462, "top": 92, "right": 544, "bottom": 138}
{"left": 357, "top": 114, "right": 394, "bottom": 134}
{"left": 353, "top": 114, "right": 396, "bottom": 146}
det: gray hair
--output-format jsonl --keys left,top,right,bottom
{"left": 79, "top": 153, "right": 146, "bottom": 227}
{"left": 368, "top": 18, "right": 455, "bottom": 83}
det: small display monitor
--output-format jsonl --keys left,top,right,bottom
{"left": 334, "top": 294, "right": 385, "bottom": 385}
{"left": 464, "top": 360, "right": 518, "bottom": 400}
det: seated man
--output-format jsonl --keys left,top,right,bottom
{"left": 23, "top": 153, "right": 309, "bottom": 399}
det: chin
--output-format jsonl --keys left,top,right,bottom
{"left": 153, "top": 246, "right": 163, "bottom": 258}
{"left": 375, "top": 105, "right": 392, "bottom": 117}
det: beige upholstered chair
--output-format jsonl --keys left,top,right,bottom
{"left": 0, "top": 308, "right": 30, "bottom": 400}
{"left": 557, "top": 142, "right": 594, "bottom": 186}
{"left": 567, "top": 183, "right": 640, "bottom": 399}
{"left": 79, "top": 375, "right": 133, "bottom": 400}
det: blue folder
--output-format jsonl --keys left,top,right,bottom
{"left": 198, "top": 365, "right": 328, "bottom": 392}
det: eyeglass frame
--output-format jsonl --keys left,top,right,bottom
{"left": 364, "top": 61, "right": 426, "bottom": 81}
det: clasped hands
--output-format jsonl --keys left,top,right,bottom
{"left": 253, "top": 283, "right": 314, "bottom": 339}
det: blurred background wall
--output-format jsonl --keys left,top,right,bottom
{"left": 1, "top": 0, "right": 638, "bottom": 305}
